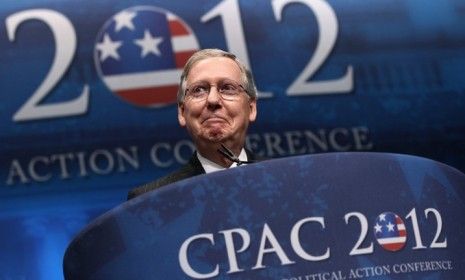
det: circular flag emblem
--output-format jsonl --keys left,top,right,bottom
{"left": 94, "top": 6, "right": 200, "bottom": 107}
{"left": 374, "top": 212, "right": 407, "bottom": 252}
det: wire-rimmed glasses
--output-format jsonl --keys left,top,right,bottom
{"left": 185, "top": 80, "right": 247, "bottom": 102}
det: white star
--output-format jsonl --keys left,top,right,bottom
{"left": 379, "top": 214, "right": 386, "bottom": 222}
{"left": 386, "top": 222, "right": 395, "bottom": 232}
{"left": 114, "top": 11, "right": 136, "bottom": 32}
{"left": 134, "top": 30, "right": 164, "bottom": 57}
{"left": 374, "top": 223, "right": 382, "bottom": 233}
{"left": 96, "top": 34, "right": 122, "bottom": 62}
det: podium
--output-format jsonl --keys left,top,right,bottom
{"left": 63, "top": 153, "right": 465, "bottom": 279}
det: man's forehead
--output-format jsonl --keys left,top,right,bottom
{"left": 187, "top": 57, "right": 242, "bottom": 81}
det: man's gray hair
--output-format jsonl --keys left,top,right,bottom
{"left": 177, "top": 49, "right": 258, "bottom": 103}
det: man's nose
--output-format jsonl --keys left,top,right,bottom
{"left": 206, "top": 86, "right": 221, "bottom": 104}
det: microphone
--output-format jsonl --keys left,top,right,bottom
{"left": 217, "top": 144, "right": 254, "bottom": 166}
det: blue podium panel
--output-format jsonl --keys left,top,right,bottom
{"left": 64, "top": 153, "right": 465, "bottom": 279}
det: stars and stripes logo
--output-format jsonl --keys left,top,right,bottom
{"left": 374, "top": 212, "right": 407, "bottom": 252}
{"left": 94, "top": 6, "right": 199, "bottom": 107}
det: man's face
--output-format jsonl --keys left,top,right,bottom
{"left": 178, "top": 57, "right": 257, "bottom": 148}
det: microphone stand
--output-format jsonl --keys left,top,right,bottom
{"left": 217, "top": 144, "right": 255, "bottom": 166}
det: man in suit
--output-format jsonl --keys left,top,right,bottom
{"left": 128, "top": 49, "right": 258, "bottom": 199}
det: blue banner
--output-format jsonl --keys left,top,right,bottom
{"left": 1, "top": 0, "right": 465, "bottom": 278}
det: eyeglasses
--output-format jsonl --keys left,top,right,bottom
{"left": 185, "top": 80, "right": 247, "bottom": 102}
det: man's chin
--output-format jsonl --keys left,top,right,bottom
{"left": 203, "top": 129, "right": 227, "bottom": 143}
{"left": 205, "top": 133, "right": 225, "bottom": 143}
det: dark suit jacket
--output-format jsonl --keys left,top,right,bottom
{"left": 127, "top": 150, "right": 260, "bottom": 200}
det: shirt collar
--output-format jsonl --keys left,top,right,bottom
{"left": 197, "top": 148, "right": 248, "bottom": 174}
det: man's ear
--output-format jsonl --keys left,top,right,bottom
{"left": 178, "top": 103, "right": 186, "bottom": 127}
{"left": 248, "top": 99, "right": 257, "bottom": 122}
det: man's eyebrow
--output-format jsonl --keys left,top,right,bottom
{"left": 189, "top": 78, "right": 238, "bottom": 85}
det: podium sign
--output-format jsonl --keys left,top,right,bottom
{"left": 64, "top": 153, "right": 465, "bottom": 279}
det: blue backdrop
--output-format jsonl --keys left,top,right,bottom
{"left": 1, "top": 0, "right": 464, "bottom": 279}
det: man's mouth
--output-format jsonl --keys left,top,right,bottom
{"left": 202, "top": 116, "right": 227, "bottom": 124}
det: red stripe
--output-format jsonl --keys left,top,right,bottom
{"left": 169, "top": 20, "right": 189, "bottom": 36}
{"left": 117, "top": 86, "right": 178, "bottom": 106}
{"left": 396, "top": 216, "right": 407, "bottom": 237}
{"left": 175, "top": 50, "right": 197, "bottom": 68}
{"left": 383, "top": 242, "right": 405, "bottom": 251}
